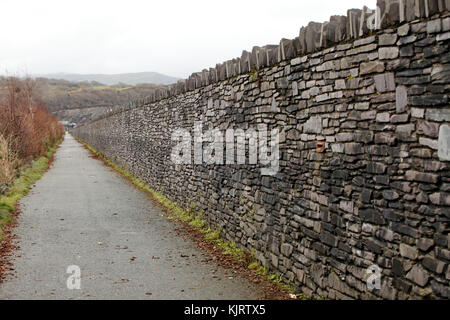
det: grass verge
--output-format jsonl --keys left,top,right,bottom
{"left": 0, "top": 138, "right": 63, "bottom": 241}
{"left": 75, "top": 135, "right": 310, "bottom": 300}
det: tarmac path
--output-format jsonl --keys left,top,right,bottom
{"left": 0, "top": 134, "right": 264, "bottom": 300}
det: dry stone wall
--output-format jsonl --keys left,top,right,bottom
{"left": 73, "top": 2, "right": 450, "bottom": 299}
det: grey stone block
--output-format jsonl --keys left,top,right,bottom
{"left": 379, "top": 47, "right": 400, "bottom": 59}
{"left": 427, "top": 19, "right": 442, "bottom": 33}
{"left": 398, "top": 23, "right": 410, "bottom": 36}
{"left": 437, "top": 32, "right": 450, "bottom": 41}
{"left": 443, "top": 17, "right": 450, "bottom": 32}
{"left": 360, "top": 208, "right": 386, "bottom": 225}
{"left": 400, "top": 243, "right": 419, "bottom": 259}
{"left": 406, "top": 265, "right": 430, "bottom": 286}
{"left": 360, "top": 61, "right": 385, "bottom": 75}
{"left": 438, "top": 125, "right": 450, "bottom": 161}
{"left": 375, "top": 73, "right": 396, "bottom": 92}
{"left": 405, "top": 170, "right": 439, "bottom": 183}
{"left": 303, "top": 116, "right": 323, "bottom": 134}
{"left": 409, "top": 94, "right": 448, "bottom": 106}
{"left": 398, "top": 34, "right": 417, "bottom": 45}
{"left": 417, "top": 238, "right": 434, "bottom": 251}
{"left": 379, "top": 33, "right": 398, "bottom": 45}
{"left": 431, "top": 64, "right": 450, "bottom": 83}
{"left": 418, "top": 121, "right": 440, "bottom": 137}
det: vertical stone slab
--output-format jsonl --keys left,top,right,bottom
{"left": 377, "top": 0, "right": 397, "bottom": 29}
{"left": 415, "top": 0, "right": 427, "bottom": 18}
{"left": 258, "top": 47, "right": 269, "bottom": 68}
{"left": 194, "top": 72, "right": 202, "bottom": 88}
{"left": 201, "top": 69, "right": 209, "bottom": 87}
{"left": 250, "top": 46, "right": 260, "bottom": 70}
{"left": 396, "top": 85, "right": 408, "bottom": 113}
{"left": 305, "top": 22, "right": 323, "bottom": 52}
{"left": 209, "top": 67, "right": 218, "bottom": 84}
{"left": 360, "top": 6, "right": 377, "bottom": 35}
{"left": 240, "top": 51, "right": 251, "bottom": 74}
{"left": 438, "top": 125, "right": 450, "bottom": 161}
{"left": 268, "top": 46, "right": 280, "bottom": 65}
{"left": 175, "top": 80, "right": 182, "bottom": 95}
{"left": 388, "top": 0, "right": 401, "bottom": 25}
{"left": 406, "top": 0, "right": 417, "bottom": 21}
{"left": 299, "top": 26, "right": 307, "bottom": 55}
{"left": 398, "top": 0, "right": 407, "bottom": 22}
{"left": 216, "top": 63, "right": 226, "bottom": 81}
{"left": 263, "top": 45, "right": 278, "bottom": 67}
{"left": 234, "top": 58, "right": 241, "bottom": 75}
{"left": 427, "top": 0, "right": 440, "bottom": 15}
{"left": 292, "top": 37, "right": 302, "bottom": 55}
{"left": 330, "top": 15, "right": 348, "bottom": 42}
{"left": 280, "top": 38, "right": 296, "bottom": 60}
{"left": 347, "top": 9, "right": 362, "bottom": 38}
{"left": 228, "top": 59, "right": 238, "bottom": 78}
{"left": 436, "top": 0, "right": 446, "bottom": 10}
{"left": 320, "top": 22, "right": 329, "bottom": 48}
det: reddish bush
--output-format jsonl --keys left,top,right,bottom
{"left": 0, "top": 77, "right": 64, "bottom": 162}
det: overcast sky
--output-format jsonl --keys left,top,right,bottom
{"left": 1, "top": 0, "right": 374, "bottom": 79}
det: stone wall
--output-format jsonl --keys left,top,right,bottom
{"left": 73, "top": 2, "right": 450, "bottom": 299}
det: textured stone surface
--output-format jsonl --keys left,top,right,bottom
{"left": 438, "top": 125, "right": 450, "bottom": 161}
{"left": 73, "top": 8, "right": 450, "bottom": 300}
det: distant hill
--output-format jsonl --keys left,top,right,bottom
{"left": 34, "top": 72, "right": 180, "bottom": 86}
{"left": 0, "top": 76, "right": 167, "bottom": 124}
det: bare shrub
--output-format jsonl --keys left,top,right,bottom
{"left": 0, "top": 76, "right": 64, "bottom": 174}
{"left": 0, "top": 134, "right": 18, "bottom": 185}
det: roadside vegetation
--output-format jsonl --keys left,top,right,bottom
{"left": 0, "top": 76, "right": 64, "bottom": 240}
{"left": 76, "top": 137, "right": 309, "bottom": 300}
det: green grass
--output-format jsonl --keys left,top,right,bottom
{"left": 75, "top": 136, "right": 309, "bottom": 299}
{"left": 0, "top": 138, "right": 63, "bottom": 240}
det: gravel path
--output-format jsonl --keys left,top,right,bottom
{"left": 0, "top": 134, "right": 264, "bottom": 300}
